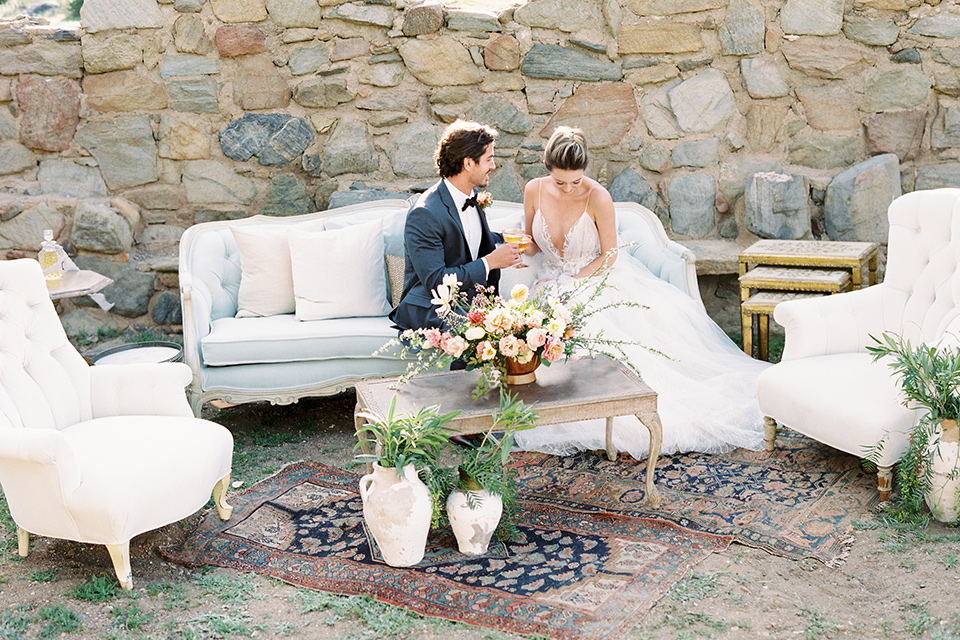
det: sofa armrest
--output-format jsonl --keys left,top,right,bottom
{"left": 0, "top": 428, "right": 82, "bottom": 508}
{"left": 89, "top": 363, "right": 194, "bottom": 419}
{"left": 775, "top": 285, "right": 896, "bottom": 361}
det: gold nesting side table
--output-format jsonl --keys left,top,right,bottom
{"left": 738, "top": 240, "right": 879, "bottom": 361}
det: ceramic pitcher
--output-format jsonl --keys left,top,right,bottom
{"left": 359, "top": 463, "right": 432, "bottom": 567}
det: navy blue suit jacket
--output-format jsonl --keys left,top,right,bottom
{"left": 389, "top": 181, "right": 501, "bottom": 331}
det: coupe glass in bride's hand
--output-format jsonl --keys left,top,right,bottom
{"left": 502, "top": 228, "right": 527, "bottom": 269}
{"left": 515, "top": 234, "right": 532, "bottom": 269}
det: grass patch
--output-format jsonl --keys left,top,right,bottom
{"left": 0, "top": 605, "right": 34, "bottom": 639}
{"left": 37, "top": 604, "right": 80, "bottom": 639}
{"left": 70, "top": 574, "right": 119, "bottom": 602}
{"left": 796, "top": 601, "right": 840, "bottom": 640}
{"left": 111, "top": 602, "right": 153, "bottom": 630}
{"left": 193, "top": 572, "right": 261, "bottom": 606}
{"left": 177, "top": 610, "right": 253, "bottom": 638}
{"left": 147, "top": 581, "right": 191, "bottom": 610}
{"left": 29, "top": 569, "right": 59, "bottom": 583}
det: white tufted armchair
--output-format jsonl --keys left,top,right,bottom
{"left": 0, "top": 259, "right": 234, "bottom": 589}
{"left": 757, "top": 188, "right": 960, "bottom": 499}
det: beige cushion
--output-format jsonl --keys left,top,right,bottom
{"left": 289, "top": 219, "right": 391, "bottom": 321}
{"left": 231, "top": 220, "right": 325, "bottom": 318}
{"left": 386, "top": 254, "right": 405, "bottom": 308}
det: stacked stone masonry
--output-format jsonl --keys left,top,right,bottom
{"left": 0, "top": 0, "right": 955, "bottom": 331}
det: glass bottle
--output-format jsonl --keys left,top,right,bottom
{"left": 38, "top": 229, "right": 62, "bottom": 284}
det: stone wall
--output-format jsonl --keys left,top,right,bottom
{"left": 0, "top": 0, "right": 956, "bottom": 334}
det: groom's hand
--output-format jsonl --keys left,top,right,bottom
{"left": 485, "top": 242, "right": 521, "bottom": 269}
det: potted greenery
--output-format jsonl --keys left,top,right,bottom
{"left": 354, "top": 398, "right": 458, "bottom": 566}
{"left": 867, "top": 332, "right": 960, "bottom": 522}
{"left": 440, "top": 391, "right": 538, "bottom": 554}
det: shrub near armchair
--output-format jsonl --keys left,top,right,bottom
{"left": 757, "top": 188, "right": 960, "bottom": 500}
{"left": 178, "top": 199, "right": 702, "bottom": 416}
{"left": 0, "top": 259, "right": 234, "bottom": 589}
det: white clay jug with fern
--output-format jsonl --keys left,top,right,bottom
{"left": 359, "top": 463, "right": 432, "bottom": 567}
{"left": 926, "top": 420, "right": 960, "bottom": 522}
{"left": 446, "top": 468, "right": 503, "bottom": 555}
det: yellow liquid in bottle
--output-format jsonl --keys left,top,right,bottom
{"left": 39, "top": 246, "right": 62, "bottom": 283}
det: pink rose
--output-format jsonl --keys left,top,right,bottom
{"left": 499, "top": 335, "right": 521, "bottom": 358}
{"left": 526, "top": 327, "right": 547, "bottom": 350}
{"left": 542, "top": 337, "right": 565, "bottom": 363}
{"left": 443, "top": 335, "right": 468, "bottom": 358}
{"left": 525, "top": 310, "right": 546, "bottom": 327}
{"left": 424, "top": 328, "right": 442, "bottom": 348}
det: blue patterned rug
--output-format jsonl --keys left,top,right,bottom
{"left": 511, "top": 428, "right": 878, "bottom": 566}
{"left": 163, "top": 461, "right": 730, "bottom": 640}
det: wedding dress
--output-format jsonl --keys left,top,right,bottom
{"left": 513, "top": 208, "right": 771, "bottom": 460}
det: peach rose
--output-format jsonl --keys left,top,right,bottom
{"left": 484, "top": 306, "right": 512, "bottom": 334}
{"left": 443, "top": 335, "right": 468, "bottom": 358}
{"left": 499, "top": 335, "right": 521, "bottom": 358}
{"left": 543, "top": 337, "right": 565, "bottom": 363}
{"left": 526, "top": 327, "right": 548, "bottom": 350}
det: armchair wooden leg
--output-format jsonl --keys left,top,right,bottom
{"left": 106, "top": 542, "right": 133, "bottom": 591}
{"left": 877, "top": 465, "right": 893, "bottom": 502}
{"left": 17, "top": 526, "right": 28, "bottom": 557}
{"left": 212, "top": 474, "right": 233, "bottom": 521}
{"left": 763, "top": 416, "right": 777, "bottom": 451}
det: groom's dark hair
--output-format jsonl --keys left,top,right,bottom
{"left": 435, "top": 120, "right": 498, "bottom": 178}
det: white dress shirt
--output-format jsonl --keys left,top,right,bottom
{"left": 444, "top": 179, "right": 489, "bottom": 274}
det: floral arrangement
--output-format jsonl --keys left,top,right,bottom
{"left": 385, "top": 257, "right": 645, "bottom": 397}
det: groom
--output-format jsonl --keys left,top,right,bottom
{"left": 390, "top": 120, "right": 520, "bottom": 332}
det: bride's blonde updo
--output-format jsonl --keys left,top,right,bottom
{"left": 544, "top": 126, "right": 588, "bottom": 172}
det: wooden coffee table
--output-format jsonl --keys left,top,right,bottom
{"left": 354, "top": 357, "right": 663, "bottom": 508}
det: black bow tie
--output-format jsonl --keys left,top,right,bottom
{"left": 462, "top": 194, "right": 479, "bottom": 211}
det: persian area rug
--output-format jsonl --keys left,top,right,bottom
{"left": 163, "top": 461, "right": 730, "bottom": 640}
{"left": 510, "top": 428, "right": 879, "bottom": 567}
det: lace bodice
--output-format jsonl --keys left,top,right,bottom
{"left": 532, "top": 210, "right": 601, "bottom": 279}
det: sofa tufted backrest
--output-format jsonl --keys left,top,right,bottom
{"left": 884, "top": 188, "right": 960, "bottom": 343}
{"left": 0, "top": 259, "right": 91, "bottom": 432}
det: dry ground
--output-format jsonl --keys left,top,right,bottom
{"left": 1, "top": 393, "right": 959, "bottom": 640}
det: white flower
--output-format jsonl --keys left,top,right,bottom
{"left": 442, "top": 273, "right": 459, "bottom": 290}
{"left": 547, "top": 316, "right": 567, "bottom": 338}
{"left": 465, "top": 326, "right": 486, "bottom": 341}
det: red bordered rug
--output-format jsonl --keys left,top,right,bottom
{"left": 162, "top": 461, "right": 730, "bottom": 640}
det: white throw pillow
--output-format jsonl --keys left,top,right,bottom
{"left": 289, "top": 220, "right": 391, "bottom": 321}
{"left": 231, "top": 219, "right": 325, "bottom": 318}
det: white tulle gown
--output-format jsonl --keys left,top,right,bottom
{"left": 512, "top": 209, "right": 771, "bottom": 460}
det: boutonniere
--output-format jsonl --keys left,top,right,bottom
{"left": 476, "top": 191, "right": 492, "bottom": 211}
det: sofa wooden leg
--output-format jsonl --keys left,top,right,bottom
{"left": 106, "top": 542, "right": 133, "bottom": 591}
{"left": 17, "top": 526, "right": 28, "bottom": 557}
{"left": 763, "top": 416, "right": 777, "bottom": 452}
{"left": 213, "top": 474, "right": 233, "bottom": 521}
{"left": 877, "top": 465, "right": 893, "bottom": 501}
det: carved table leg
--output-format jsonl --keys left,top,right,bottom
{"left": 605, "top": 416, "right": 617, "bottom": 462}
{"left": 741, "top": 311, "right": 753, "bottom": 357}
{"left": 355, "top": 401, "right": 373, "bottom": 474}
{"left": 637, "top": 410, "right": 663, "bottom": 509}
{"left": 758, "top": 314, "right": 769, "bottom": 362}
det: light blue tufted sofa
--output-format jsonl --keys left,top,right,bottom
{"left": 178, "top": 199, "right": 702, "bottom": 416}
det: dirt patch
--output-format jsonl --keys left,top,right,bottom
{"left": 2, "top": 393, "right": 958, "bottom": 640}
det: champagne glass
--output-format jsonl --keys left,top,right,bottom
{"left": 502, "top": 228, "right": 527, "bottom": 269}
{"left": 515, "top": 234, "right": 532, "bottom": 269}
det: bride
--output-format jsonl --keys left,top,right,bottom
{"left": 513, "top": 126, "right": 771, "bottom": 460}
